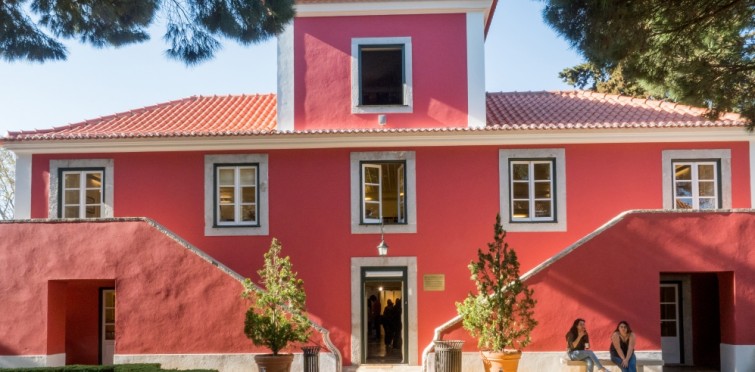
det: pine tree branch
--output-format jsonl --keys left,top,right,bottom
{"left": 652, "top": 0, "right": 746, "bottom": 36}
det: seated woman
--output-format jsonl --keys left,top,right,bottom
{"left": 610, "top": 320, "right": 637, "bottom": 372}
{"left": 565, "top": 318, "right": 609, "bottom": 372}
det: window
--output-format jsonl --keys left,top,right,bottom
{"left": 361, "top": 162, "right": 406, "bottom": 224}
{"left": 359, "top": 45, "right": 404, "bottom": 106}
{"left": 204, "top": 154, "right": 269, "bottom": 236}
{"left": 49, "top": 159, "right": 114, "bottom": 219}
{"left": 215, "top": 164, "right": 258, "bottom": 226}
{"left": 60, "top": 169, "right": 104, "bottom": 218}
{"left": 351, "top": 152, "right": 416, "bottom": 234}
{"left": 499, "top": 149, "right": 566, "bottom": 232}
{"left": 672, "top": 161, "right": 720, "bottom": 210}
{"left": 510, "top": 160, "right": 554, "bottom": 221}
{"left": 662, "top": 150, "right": 731, "bottom": 210}
{"left": 351, "top": 37, "right": 413, "bottom": 114}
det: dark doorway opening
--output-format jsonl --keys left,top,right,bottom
{"left": 690, "top": 273, "right": 720, "bottom": 369}
{"left": 362, "top": 267, "right": 407, "bottom": 364}
{"left": 47, "top": 279, "right": 116, "bottom": 366}
{"left": 661, "top": 273, "right": 725, "bottom": 371}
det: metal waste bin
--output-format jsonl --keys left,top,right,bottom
{"left": 302, "top": 346, "right": 320, "bottom": 372}
{"left": 434, "top": 340, "right": 464, "bottom": 372}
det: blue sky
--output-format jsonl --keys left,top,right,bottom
{"left": 0, "top": 0, "right": 583, "bottom": 135}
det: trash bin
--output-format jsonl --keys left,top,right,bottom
{"left": 434, "top": 340, "right": 464, "bottom": 372}
{"left": 302, "top": 346, "right": 320, "bottom": 372}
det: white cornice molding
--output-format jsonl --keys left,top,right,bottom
{"left": 4, "top": 127, "right": 753, "bottom": 154}
{"left": 295, "top": 0, "right": 492, "bottom": 18}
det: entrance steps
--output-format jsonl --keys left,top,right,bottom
{"left": 345, "top": 365, "right": 422, "bottom": 372}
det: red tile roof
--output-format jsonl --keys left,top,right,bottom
{"left": 5, "top": 94, "right": 277, "bottom": 140}
{"left": 486, "top": 91, "right": 745, "bottom": 129}
{"left": 3, "top": 91, "right": 746, "bottom": 141}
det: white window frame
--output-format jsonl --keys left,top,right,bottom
{"left": 509, "top": 160, "right": 555, "bottom": 222}
{"left": 662, "top": 149, "right": 731, "bottom": 210}
{"left": 361, "top": 163, "right": 383, "bottom": 224}
{"left": 499, "top": 149, "right": 566, "bottom": 232}
{"left": 215, "top": 164, "right": 259, "bottom": 226}
{"left": 61, "top": 169, "right": 105, "bottom": 218}
{"left": 50, "top": 159, "right": 114, "bottom": 219}
{"left": 205, "top": 154, "right": 268, "bottom": 236}
{"left": 397, "top": 164, "right": 405, "bottom": 223}
{"left": 351, "top": 37, "right": 413, "bottom": 114}
{"left": 360, "top": 162, "right": 408, "bottom": 225}
{"left": 351, "top": 151, "right": 416, "bottom": 234}
{"left": 672, "top": 161, "right": 720, "bottom": 210}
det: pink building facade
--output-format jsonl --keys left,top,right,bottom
{"left": 2, "top": 1, "right": 754, "bottom": 371}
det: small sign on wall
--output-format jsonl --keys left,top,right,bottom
{"left": 423, "top": 274, "right": 445, "bottom": 291}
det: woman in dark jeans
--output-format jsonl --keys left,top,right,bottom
{"left": 566, "top": 318, "right": 609, "bottom": 372}
{"left": 610, "top": 320, "right": 637, "bottom": 372}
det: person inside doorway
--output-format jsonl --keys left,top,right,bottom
{"left": 383, "top": 299, "right": 394, "bottom": 350}
{"left": 392, "top": 299, "right": 402, "bottom": 351}
{"left": 566, "top": 318, "right": 609, "bottom": 372}
{"left": 368, "top": 295, "right": 380, "bottom": 341}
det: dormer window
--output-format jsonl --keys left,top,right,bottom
{"left": 352, "top": 37, "right": 413, "bottom": 114}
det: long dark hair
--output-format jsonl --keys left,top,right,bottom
{"left": 567, "top": 318, "right": 585, "bottom": 338}
{"left": 614, "top": 320, "right": 633, "bottom": 334}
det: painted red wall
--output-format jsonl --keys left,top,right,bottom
{"left": 0, "top": 221, "right": 261, "bottom": 356}
{"left": 22, "top": 141, "right": 752, "bottom": 362}
{"left": 293, "top": 14, "right": 469, "bottom": 130}
{"left": 524, "top": 212, "right": 755, "bottom": 353}
{"left": 47, "top": 281, "right": 67, "bottom": 355}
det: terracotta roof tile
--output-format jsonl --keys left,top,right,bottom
{"left": 4, "top": 91, "right": 746, "bottom": 142}
{"left": 486, "top": 91, "right": 745, "bottom": 129}
{"left": 6, "top": 94, "right": 276, "bottom": 141}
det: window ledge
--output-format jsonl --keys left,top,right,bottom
{"left": 352, "top": 105, "right": 413, "bottom": 114}
{"left": 352, "top": 223, "right": 417, "bottom": 234}
{"left": 205, "top": 226, "right": 268, "bottom": 236}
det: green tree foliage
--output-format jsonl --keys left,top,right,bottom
{"left": 0, "top": 148, "right": 15, "bottom": 220}
{"left": 0, "top": 0, "right": 295, "bottom": 65}
{"left": 559, "top": 63, "right": 654, "bottom": 97}
{"left": 456, "top": 214, "right": 537, "bottom": 352}
{"left": 243, "top": 238, "right": 311, "bottom": 355}
{"left": 543, "top": 0, "right": 755, "bottom": 128}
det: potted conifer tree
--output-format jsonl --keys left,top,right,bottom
{"left": 456, "top": 214, "right": 537, "bottom": 372}
{"left": 243, "top": 238, "right": 311, "bottom": 372}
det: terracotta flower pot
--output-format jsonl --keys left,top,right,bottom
{"left": 254, "top": 354, "right": 295, "bottom": 372}
{"left": 481, "top": 350, "right": 522, "bottom": 372}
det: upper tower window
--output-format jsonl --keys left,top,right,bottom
{"left": 359, "top": 45, "right": 404, "bottom": 106}
{"left": 352, "top": 37, "right": 413, "bottom": 114}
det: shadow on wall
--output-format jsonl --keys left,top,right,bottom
{"left": 522, "top": 211, "right": 755, "bottom": 352}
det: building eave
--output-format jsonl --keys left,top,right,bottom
{"left": 295, "top": 0, "right": 493, "bottom": 18}
{"left": 3, "top": 126, "right": 752, "bottom": 155}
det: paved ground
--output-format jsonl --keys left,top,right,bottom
{"left": 664, "top": 366, "right": 719, "bottom": 372}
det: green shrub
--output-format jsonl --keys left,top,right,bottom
{"left": 456, "top": 213, "right": 538, "bottom": 352}
{"left": 113, "top": 365, "right": 161, "bottom": 372}
{"left": 242, "top": 238, "right": 311, "bottom": 355}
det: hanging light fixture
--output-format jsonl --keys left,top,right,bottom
{"left": 377, "top": 222, "right": 389, "bottom": 256}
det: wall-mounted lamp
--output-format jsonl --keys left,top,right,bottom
{"left": 377, "top": 222, "right": 389, "bottom": 256}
